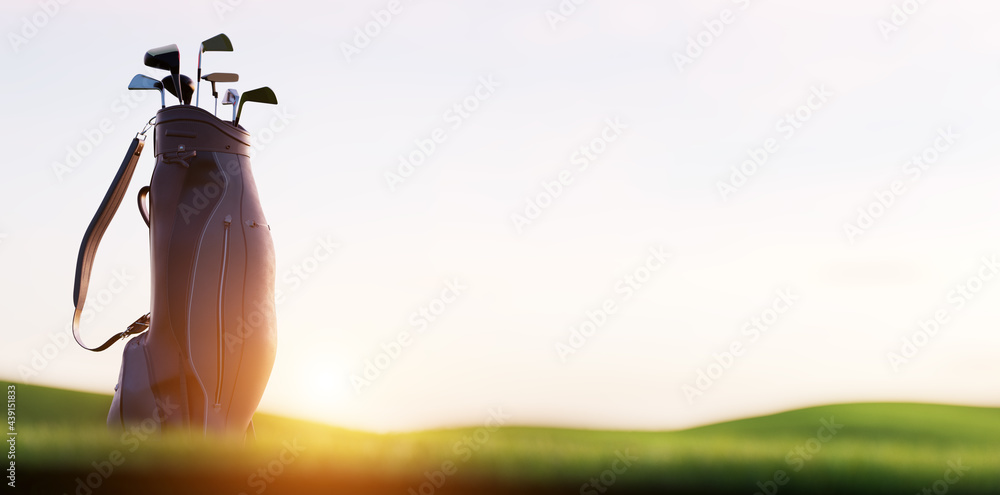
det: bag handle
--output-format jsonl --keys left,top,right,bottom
{"left": 137, "top": 186, "right": 151, "bottom": 227}
{"left": 72, "top": 123, "right": 153, "bottom": 352}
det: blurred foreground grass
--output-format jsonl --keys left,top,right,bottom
{"left": 9, "top": 381, "right": 1000, "bottom": 494}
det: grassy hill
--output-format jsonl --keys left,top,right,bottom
{"left": 8, "top": 381, "right": 1000, "bottom": 494}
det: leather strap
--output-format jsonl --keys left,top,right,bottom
{"left": 72, "top": 135, "right": 150, "bottom": 352}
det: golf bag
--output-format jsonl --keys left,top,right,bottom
{"left": 73, "top": 106, "right": 277, "bottom": 437}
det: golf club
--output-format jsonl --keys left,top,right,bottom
{"left": 195, "top": 34, "right": 233, "bottom": 108}
{"left": 144, "top": 44, "right": 182, "bottom": 105}
{"left": 234, "top": 87, "right": 277, "bottom": 127}
{"left": 161, "top": 74, "right": 196, "bottom": 105}
{"left": 201, "top": 72, "right": 239, "bottom": 117}
{"left": 128, "top": 74, "right": 166, "bottom": 109}
{"left": 222, "top": 88, "right": 240, "bottom": 124}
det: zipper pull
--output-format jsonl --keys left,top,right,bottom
{"left": 245, "top": 219, "right": 269, "bottom": 230}
{"left": 224, "top": 214, "right": 232, "bottom": 226}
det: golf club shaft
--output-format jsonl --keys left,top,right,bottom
{"left": 210, "top": 81, "right": 218, "bottom": 117}
{"left": 174, "top": 77, "right": 183, "bottom": 105}
{"left": 195, "top": 49, "right": 203, "bottom": 107}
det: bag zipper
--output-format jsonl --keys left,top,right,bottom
{"left": 215, "top": 214, "right": 232, "bottom": 407}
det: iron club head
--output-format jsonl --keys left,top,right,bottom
{"left": 222, "top": 88, "right": 240, "bottom": 123}
{"left": 234, "top": 87, "right": 277, "bottom": 127}
{"left": 196, "top": 34, "right": 233, "bottom": 107}
{"left": 127, "top": 74, "right": 159, "bottom": 90}
{"left": 127, "top": 74, "right": 166, "bottom": 109}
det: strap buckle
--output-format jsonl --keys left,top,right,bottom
{"left": 122, "top": 313, "right": 151, "bottom": 338}
{"left": 137, "top": 117, "right": 156, "bottom": 140}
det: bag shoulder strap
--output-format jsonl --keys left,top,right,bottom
{"left": 72, "top": 129, "right": 151, "bottom": 352}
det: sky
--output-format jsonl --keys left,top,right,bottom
{"left": 2, "top": 0, "right": 1000, "bottom": 433}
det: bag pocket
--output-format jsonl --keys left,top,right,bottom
{"left": 107, "top": 334, "right": 156, "bottom": 430}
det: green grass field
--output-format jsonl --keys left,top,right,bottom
{"left": 7, "top": 381, "right": 999, "bottom": 494}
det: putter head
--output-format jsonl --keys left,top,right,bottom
{"left": 128, "top": 74, "right": 160, "bottom": 91}
{"left": 161, "top": 74, "right": 196, "bottom": 105}
{"left": 144, "top": 44, "right": 182, "bottom": 104}
{"left": 234, "top": 87, "right": 278, "bottom": 126}
{"left": 202, "top": 72, "right": 239, "bottom": 99}
{"left": 201, "top": 33, "right": 233, "bottom": 53}
{"left": 202, "top": 72, "right": 239, "bottom": 84}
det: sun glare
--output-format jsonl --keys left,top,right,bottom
{"left": 297, "top": 358, "right": 350, "bottom": 411}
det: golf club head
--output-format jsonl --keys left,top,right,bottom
{"left": 128, "top": 74, "right": 167, "bottom": 109}
{"left": 127, "top": 74, "right": 160, "bottom": 90}
{"left": 161, "top": 74, "right": 196, "bottom": 105}
{"left": 201, "top": 33, "right": 233, "bottom": 53}
{"left": 202, "top": 73, "right": 239, "bottom": 117}
{"left": 144, "top": 44, "right": 182, "bottom": 104}
{"left": 202, "top": 72, "right": 239, "bottom": 84}
{"left": 222, "top": 88, "right": 240, "bottom": 105}
{"left": 196, "top": 34, "right": 233, "bottom": 107}
{"left": 222, "top": 88, "right": 240, "bottom": 122}
{"left": 234, "top": 87, "right": 277, "bottom": 127}
{"left": 202, "top": 72, "right": 239, "bottom": 97}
